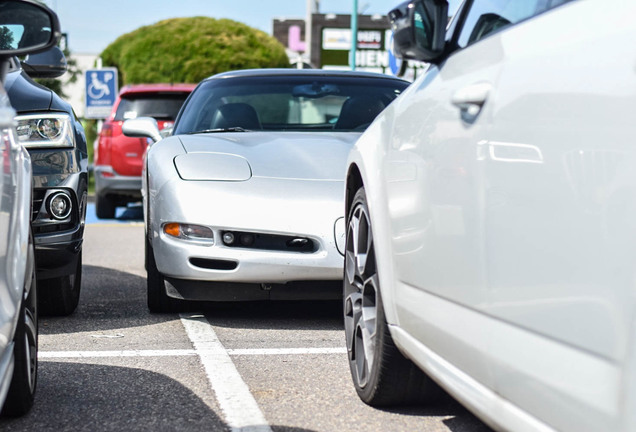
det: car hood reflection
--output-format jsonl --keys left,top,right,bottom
{"left": 178, "top": 131, "right": 359, "bottom": 181}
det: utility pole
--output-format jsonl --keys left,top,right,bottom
{"left": 306, "top": 0, "right": 319, "bottom": 66}
{"left": 351, "top": 0, "right": 358, "bottom": 70}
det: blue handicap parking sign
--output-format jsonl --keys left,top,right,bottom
{"left": 85, "top": 68, "right": 118, "bottom": 119}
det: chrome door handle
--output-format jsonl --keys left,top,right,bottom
{"left": 452, "top": 82, "right": 492, "bottom": 117}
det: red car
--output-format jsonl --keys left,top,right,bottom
{"left": 94, "top": 83, "right": 195, "bottom": 218}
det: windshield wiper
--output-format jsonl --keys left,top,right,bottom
{"left": 189, "top": 127, "right": 248, "bottom": 134}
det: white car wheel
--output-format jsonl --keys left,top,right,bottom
{"left": 344, "top": 187, "right": 439, "bottom": 406}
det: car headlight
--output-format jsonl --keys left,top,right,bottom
{"left": 15, "top": 113, "right": 74, "bottom": 148}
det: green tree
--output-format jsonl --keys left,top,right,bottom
{"left": 101, "top": 17, "right": 290, "bottom": 86}
{"left": 0, "top": 26, "right": 15, "bottom": 50}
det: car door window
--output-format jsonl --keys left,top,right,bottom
{"left": 457, "top": 0, "right": 549, "bottom": 47}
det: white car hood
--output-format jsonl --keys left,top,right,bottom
{"left": 176, "top": 131, "right": 359, "bottom": 181}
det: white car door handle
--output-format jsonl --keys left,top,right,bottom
{"left": 452, "top": 82, "right": 492, "bottom": 117}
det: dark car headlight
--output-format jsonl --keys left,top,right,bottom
{"left": 15, "top": 113, "right": 74, "bottom": 148}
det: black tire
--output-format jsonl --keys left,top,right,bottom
{"left": 146, "top": 237, "right": 177, "bottom": 313}
{"left": 39, "top": 251, "right": 82, "bottom": 316}
{"left": 343, "top": 187, "right": 440, "bottom": 406}
{"left": 2, "top": 236, "right": 38, "bottom": 417}
{"left": 95, "top": 195, "right": 116, "bottom": 219}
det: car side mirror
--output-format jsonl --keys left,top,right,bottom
{"left": 21, "top": 46, "right": 67, "bottom": 78}
{"left": 389, "top": 0, "right": 448, "bottom": 63}
{"left": 122, "top": 117, "right": 163, "bottom": 144}
{"left": 0, "top": 0, "right": 61, "bottom": 83}
{"left": 0, "top": 0, "right": 60, "bottom": 57}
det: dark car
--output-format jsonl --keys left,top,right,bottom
{"left": 5, "top": 48, "right": 88, "bottom": 316}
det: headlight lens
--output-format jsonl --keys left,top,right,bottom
{"left": 15, "top": 113, "right": 74, "bottom": 148}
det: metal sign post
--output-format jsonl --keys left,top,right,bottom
{"left": 351, "top": 0, "right": 358, "bottom": 70}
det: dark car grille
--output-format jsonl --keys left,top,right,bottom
{"left": 31, "top": 189, "right": 45, "bottom": 222}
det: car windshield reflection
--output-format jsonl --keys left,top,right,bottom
{"left": 173, "top": 75, "right": 408, "bottom": 134}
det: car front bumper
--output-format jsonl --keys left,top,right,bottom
{"left": 30, "top": 160, "right": 87, "bottom": 280}
{"left": 149, "top": 176, "right": 346, "bottom": 287}
{"left": 154, "top": 229, "right": 344, "bottom": 283}
{"left": 34, "top": 237, "right": 82, "bottom": 280}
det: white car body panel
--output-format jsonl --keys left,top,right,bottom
{"left": 384, "top": 22, "right": 507, "bottom": 393}
{"left": 347, "top": 0, "right": 636, "bottom": 430}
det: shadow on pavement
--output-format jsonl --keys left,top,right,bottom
{"left": 39, "top": 264, "right": 164, "bottom": 336}
{"left": 197, "top": 299, "right": 344, "bottom": 331}
{"left": 380, "top": 393, "right": 494, "bottom": 432}
{"left": 0, "top": 362, "right": 224, "bottom": 432}
{"left": 40, "top": 265, "right": 344, "bottom": 335}
{"left": 0, "top": 362, "right": 328, "bottom": 432}
{"left": 30, "top": 263, "right": 492, "bottom": 432}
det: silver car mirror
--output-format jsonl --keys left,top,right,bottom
{"left": 122, "top": 117, "right": 163, "bottom": 144}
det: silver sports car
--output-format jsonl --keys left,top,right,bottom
{"left": 123, "top": 69, "right": 409, "bottom": 312}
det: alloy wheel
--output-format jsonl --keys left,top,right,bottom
{"left": 344, "top": 198, "right": 378, "bottom": 389}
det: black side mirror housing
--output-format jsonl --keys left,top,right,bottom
{"left": 21, "top": 46, "right": 67, "bottom": 78}
{"left": 0, "top": 0, "right": 61, "bottom": 58}
{"left": 389, "top": 0, "right": 448, "bottom": 63}
{"left": 0, "top": 0, "right": 61, "bottom": 83}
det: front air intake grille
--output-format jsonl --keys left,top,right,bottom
{"left": 189, "top": 258, "right": 238, "bottom": 271}
{"left": 31, "top": 189, "right": 45, "bottom": 222}
{"left": 221, "top": 230, "right": 317, "bottom": 253}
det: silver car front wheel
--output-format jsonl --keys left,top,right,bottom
{"left": 145, "top": 236, "right": 178, "bottom": 313}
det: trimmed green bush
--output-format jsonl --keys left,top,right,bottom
{"left": 101, "top": 17, "right": 290, "bottom": 86}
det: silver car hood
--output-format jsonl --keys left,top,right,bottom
{"left": 176, "top": 131, "right": 360, "bottom": 181}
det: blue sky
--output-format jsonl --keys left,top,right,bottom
{"left": 41, "top": 0, "right": 406, "bottom": 54}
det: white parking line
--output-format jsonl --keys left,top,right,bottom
{"left": 38, "top": 347, "right": 346, "bottom": 359}
{"left": 38, "top": 320, "right": 345, "bottom": 431}
{"left": 229, "top": 347, "right": 346, "bottom": 355}
{"left": 180, "top": 312, "right": 273, "bottom": 432}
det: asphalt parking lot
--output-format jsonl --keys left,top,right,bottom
{"left": 0, "top": 219, "right": 491, "bottom": 431}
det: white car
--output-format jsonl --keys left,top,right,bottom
{"left": 123, "top": 69, "right": 409, "bottom": 312}
{"left": 344, "top": 0, "right": 636, "bottom": 431}
{"left": 0, "top": 0, "right": 61, "bottom": 416}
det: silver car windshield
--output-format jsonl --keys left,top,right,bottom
{"left": 173, "top": 75, "right": 409, "bottom": 134}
